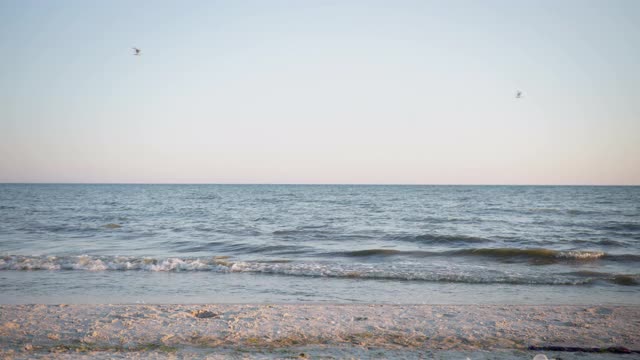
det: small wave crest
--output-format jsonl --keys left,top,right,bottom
{"left": 227, "top": 261, "right": 595, "bottom": 285}
{"left": 454, "top": 248, "right": 610, "bottom": 264}
{"left": 0, "top": 255, "right": 232, "bottom": 272}
{"left": 465, "top": 248, "right": 603, "bottom": 259}
{"left": 328, "top": 247, "right": 640, "bottom": 265}
{"left": 331, "top": 247, "right": 611, "bottom": 261}
{"left": 563, "top": 270, "right": 640, "bottom": 286}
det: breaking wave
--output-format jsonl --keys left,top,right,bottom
{"left": 0, "top": 255, "right": 232, "bottom": 272}
{"left": 333, "top": 247, "right": 634, "bottom": 263}
{"left": 1, "top": 254, "right": 637, "bottom": 286}
{"left": 456, "top": 248, "right": 608, "bottom": 261}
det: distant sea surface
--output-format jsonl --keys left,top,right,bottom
{"left": 1, "top": 184, "right": 639, "bottom": 304}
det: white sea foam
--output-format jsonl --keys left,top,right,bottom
{"left": 0, "top": 255, "right": 231, "bottom": 272}
{"left": 557, "top": 250, "right": 605, "bottom": 260}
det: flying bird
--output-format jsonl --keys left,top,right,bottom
{"left": 132, "top": 47, "right": 141, "bottom": 56}
{"left": 515, "top": 90, "right": 523, "bottom": 99}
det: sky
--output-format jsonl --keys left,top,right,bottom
{"left": 1, "top": 0, "right": 639, "bottom": 185}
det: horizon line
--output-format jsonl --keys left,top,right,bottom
{"left": 1, "top": 182, "right": 638, "bottom": 187}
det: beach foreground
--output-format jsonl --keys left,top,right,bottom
{"left": 1, "top": 304, "right": 639, "bottom": 359}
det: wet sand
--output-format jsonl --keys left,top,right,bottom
{"left": 1, "top": 304, "right": 639, "bottom": 359}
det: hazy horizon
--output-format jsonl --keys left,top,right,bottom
{"left": 2, "top": 0, "right": 639, "bottom": 185}
{"left": 1, "top": 182, "right": 638, "bottom": 187}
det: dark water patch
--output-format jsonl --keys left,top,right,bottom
{"left": 273, "top": 225, "right": 330, "bottom": 236}
{"left": 594, "top": 200, "right": 615, "bottom": 205}
{"left": 563, "top": 271, "right": 639, "bottom": 286}
{"left": 327, "top": 247, "right": 638, "bottom": 264}
{"left": 214, "top": 227, "right": 262, "bottom": 236}
{"left": 101, "top": 201, "right": 119, "bottom": 206}
{"left": 272, "top": 228, "right": 332, "bottom": 239}
{"left": 18, "top": 223, "right": 105, "bottom": 234}
{"left": 565, "top": 270, "right": 609, "bottom": 277}
{"left": 273, "top": 229, "right": 301, "bottom": 235}
{"left": 522, "top": 208, "right": 566, "bottom": 215}
{"left": 589, "top": 251, "right": 640, "bottom": 262}
{"left": 529, "top": 345, "right": 638, "bottom": 354}
{"left": 566, "top": 209, "right": 600, "bottom": 215}
{"left": 178, "top": 243, "right": 224, "bottom": 253}
{"left": 335, "top": 234, "right": 379, "bottom": 241}
{"left": 299, "top": 224, "right": 329, "bottom": 229}
{"left": 612, "top": 275, "right": 639, "bottom": 286}
{"left": 598, "top": 222, "right": 640, "bottom": 232}
{"left": 451, "top": 248, "right": 607, "bottom": 264}
{"left": 192, "top": 194, "right": 221, "bottom": 200}
{"left": 74, "top": 214, "right": 122, "bottom": 222}
{"left": 193, "top": 226, "right": 216, "bottom": 232}
{"left": 400, "top": 216, "right": 479, "bottom": 224}
{"left": 243, "top": 245, "right": 309, "bottom": 255}
{"left": 571, "top": 238, "right": 627, "bottom": 246}
{"left": 454, "top": 248, "right": 640, "bottom": 264}
{"left": 221, "top": 243, "right": 310, "bottom": 255}
{"left": 340, "top": 249, "right": 406, "bottom": 257}
{"left": 254, "top": 197, "right": 285, "bottom": 204}
{"left": 167, "top": 239, "right": 220, "bottom": 248}
{"left": 397, "top": 233, "right": 489, "bottom": 245}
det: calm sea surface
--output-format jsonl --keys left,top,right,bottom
{"left": 1, "top": 184, "right": 638, "bottom": 304}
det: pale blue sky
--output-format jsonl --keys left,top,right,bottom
{"left": 1, "top": 0, "right": 638, "bottom": 184}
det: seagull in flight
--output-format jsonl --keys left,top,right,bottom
{"left": 132, "top": 47, "right": 141, "bottom": 56}
{"left": 515, "top": 90, "right": 523, "bottom": 99}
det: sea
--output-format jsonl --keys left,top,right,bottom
{"left": 0, "top": 184, "right": 638, "bottom": 305}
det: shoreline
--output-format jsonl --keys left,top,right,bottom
{"left": 1, "top": 304, "right": 639, "bottom": 359}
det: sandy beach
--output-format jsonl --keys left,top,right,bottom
{"left": 1, "top": 304, "right": 639, "bottom": 359}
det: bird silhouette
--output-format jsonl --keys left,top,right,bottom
{"left": 132, "top": 47, "right": 141, "bottom": 56}
{"left": 516, "top": 90, "right": 523, "bottom": 98}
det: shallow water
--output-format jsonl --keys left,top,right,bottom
{"left": 0, "top": 184, "right": 638, "bottom": 304}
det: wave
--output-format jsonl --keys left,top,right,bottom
{"left": 0, "top": 255, "right": 627, "bottom": 286}
{"left": 562, "top": 271, "right": 640, "bottom": 286}
{"left": 457, "top": 248, "right": 606, "bottom": 260}
{"left": 1, "top": 254, "right": 638, "bottom": 286}
{"left": 228, "top": 261, "right": 598, "bottom": 285}
{"left": 332, "top": 247, "right": 638, "bottom": 264}
{"left": 0, "top": 255, "right": 232, "bottom": 272}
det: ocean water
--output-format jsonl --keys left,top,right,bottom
{"left": 0, "top": 184, "right": 638, "bottom": 304}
